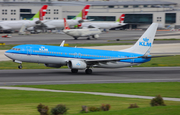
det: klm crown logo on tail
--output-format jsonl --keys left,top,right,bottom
{"left": 139, "top": 37, "right": 151, "bottom": 47}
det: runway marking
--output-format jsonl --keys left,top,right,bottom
{"left": 1, "top": 78, "right": 180, "bottom": 84}
{"left": 0, "top": 86, "right": 180, "bottom": 102}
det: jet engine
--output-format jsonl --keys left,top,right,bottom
{"left": 93, "top": 34, "right": 99, "bottom": 39}
{"left": 67, "top": 60, "right": 87, "bottom": 70}
{"left": 44, "top": 64, "right": 62, "bottom": 68}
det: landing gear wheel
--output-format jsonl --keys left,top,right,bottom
{"left": 74, "top": 37, "right": 78, "bottom": 40}
{"left": 18, "top": 65, "right": 22, "bottom": 69}
{"left": 71, "top": 69, "right": 78, "bottom": 73}
{"left": 87, "top": 37, "right": 90, "bottom": 40}
{"left": 85, "top": 69, "right": 92, "bottom": 74}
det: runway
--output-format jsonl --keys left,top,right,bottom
{"left": 0, "top": 67, "right": 180, "bottom": 86}
{"left": 1, "top": 30, "right": 180, "bottom": 45}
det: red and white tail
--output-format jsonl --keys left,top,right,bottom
{"left": 63, "top": 18, "right": 70, "bottom": 30}
{"left": 82, "top": 5, "right": 90, "bottom": 20}
{"left": 119, "top": 14, "right": 125, "bottom": 23}
{"left": 39, "top": 5, "right": 48, "bottom": 21}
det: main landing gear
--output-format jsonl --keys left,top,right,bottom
{"left": 18, "top": 64, "right": 22, "bottom": 69}
{"left": 85, "top": 68, "right": 92, "bottom": 74}
{"left": 71, "top": 68, "right": 92, "bottom": 74}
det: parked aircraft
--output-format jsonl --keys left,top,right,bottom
{"left": 63, "top": 18, "right": 101, "bottom": 40}
{"left": 77, "top": 14, "right": 126, "bottom": 30}
{"left": 36, "top": 5, "right": 90, "bottom": 30}
{"left": 5, "top": 23, "right": 161, "bottom": 74}
{"left": 0, "top": 5, "right": 48, "bottom": 31}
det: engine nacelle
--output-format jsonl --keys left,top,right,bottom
{"left": 68, "top": 60, "right": 87, "bottom": 70}
{"left": 44, "top": 64, "right": 62, "bottom": 68}
{"left": 93, "top": 34, "right": 99, "bottom": 39}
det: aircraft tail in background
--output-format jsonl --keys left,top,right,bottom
{"left": 30, "top": 5, "right": 48, "bottom": 21}
{"left": 73, "top": 5, "right": 90, "bottom": 20}
{"left": 120, "top": 23, "right": 158, "bottom": 55}
{"left": 63, "top": 18, "right": 70, "bottom": 30}
{"left": 116, "top": 14, "right": 125, "bottom": 23}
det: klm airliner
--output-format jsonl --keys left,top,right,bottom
{"left": 5, "top": 23, "right": 158, "bottom": 74}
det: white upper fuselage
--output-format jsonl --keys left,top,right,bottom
{"left": 42, "top": 19, "right": 80, "bottom": 29}
{"left": 63, "top": 28, "right": 101, "bottom": 37}
{"left": 81, "top": 22, "right": 125, "bottom": 29}
{"left": 0, "top": 20, "right": 37, "bottom": 30}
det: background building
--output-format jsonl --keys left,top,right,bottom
{"left": 0, "top": 0, "right": 180, "bottom": 29}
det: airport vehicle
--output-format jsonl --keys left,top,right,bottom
{"left": 5, "top": 23, "right": 159, "bottom": 74}
{"left": 0, "top": 5, "right": 48, "bottom": 31}
{"left": 1, "top": 34, "right": 12, "bottom": 38}
{"left": 63, "top": 18, "right": 101, "bottom": 40}
{"left": 37, "top": 5, "right": 90, "bottom": 30}
{"left": 77, "top": 14, "right": 126, "bottom": 29}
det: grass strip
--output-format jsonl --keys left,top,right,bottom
{"left": 17, "top": 82, "right": 180, "bottom": 98}
{"left": 0, "top": 88, "right": 180, "bottom": 115}
{"left": 1, "top": 55, "right": 180, "bottom": 69}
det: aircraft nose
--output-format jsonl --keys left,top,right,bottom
{"left": 4, "top": 51, "right": 11, "bottom": 58}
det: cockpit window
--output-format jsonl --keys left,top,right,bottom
{"left": 11, "top": 48, "right": 21, "bottom": 51}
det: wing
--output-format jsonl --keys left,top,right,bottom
{"left": 84, "top": 55, "right": 174, "bottom": 65}
{"left": 0, "top": 25, "right": 12, "bottom": 30}
{"left": 85, "top": 56, "right": 141, "bottom": 65}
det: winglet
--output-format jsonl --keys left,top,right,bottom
{"left": 30, "top": 5, "right": 48, "bottom": 21}
{"left": 63, "top": 18, "right": 70, "bottom": 30}
{"left": 60, "top": 40, "right": 65, "bottom": 47}
{"left": 120, "top": 23, "right": 158, "bottom": 55}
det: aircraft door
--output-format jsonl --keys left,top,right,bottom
{"left": 27, "top": 46, "right": 32, "bottom": 55}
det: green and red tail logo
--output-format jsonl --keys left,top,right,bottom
{"left": 73, "top": 5, "right": 90, "bottom": 20}
{"left": 30, "top": 5, "right": 48, "bottom": 21}
{"left": 116, "top": 14, "right": 125, "bottom": 23}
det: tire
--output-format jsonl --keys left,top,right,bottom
{"left": 18, "top": 65, "right": 22, "bottom": 69}
{"left": 71, "top": 69, "right": 78, "bottom": 73}
{"left": 74, "top": 37, "right": 78, "bottom": 40}
{"left": 85, "top": 69, "right": 92, "bottom": 74}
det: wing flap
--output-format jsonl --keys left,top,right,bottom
{"left": 85, "top": 56, "right": 141, "bottom": 63}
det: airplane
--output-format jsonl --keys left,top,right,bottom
{"left": 5, "top": 23, "right": 161, "bottom": 74}
{"left": 77, "top": 14, "right": 126, "bottom": 30}
{"left": 35, "top": 5, "right": 90, "bottom": 30}
{"left": 0, "top": 5, "right": 48, "bottom": 31}
{"left": 63, "top": 18, "right": 101, "bottom": 40}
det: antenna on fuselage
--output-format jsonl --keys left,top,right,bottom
{"left": 60, "top": 40, "right": 65, "bottom": 47}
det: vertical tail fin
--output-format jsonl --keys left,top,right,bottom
{"left": 73, "top": 5, "right": 90, "bottom": 20}
{"left": 116, "top": 14, "right": 125, "bottom": 23}
{"left": 30, "top": 5, "right": 48, "bottom": 21}
{"left": 63, "top": 18, "right": 70, "bottom": 30}
{"left": 120, "top": 23, "right": 158, "bottom": 55}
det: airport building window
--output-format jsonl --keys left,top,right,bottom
{"left": 124, "top": 14, "right": 152, "bottom": 24}
{"left": 133, "top": 5, "right": 139, "bottom": 8}
{"left": 54, "top": 17, "right": 58, "bottom": 20}
{"left": 20, "top": 9, "right": 31, "bottom": 13}
{"left": 144, "top": 5, "right": 148, "bottom": 7}
{"left": 20, "top": 14, "right": 35, "bottom": 20}
{"left": 108, "top": 6, "right": 114, "bottom": 8}
{"left": 124, "top": 5, "right": 128, "bottom": 8}
{"left": 46, "top": 17, "right": 51, "bottom": 20}
{"left": 68, "top": 16, "right": 115, "bottom": 21}
{"left": 165, "top": 13, "right": 176, "bottom": 23}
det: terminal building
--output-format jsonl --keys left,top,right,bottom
{"left": 0, "top": 0, "right": 180, "bottom": 29}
